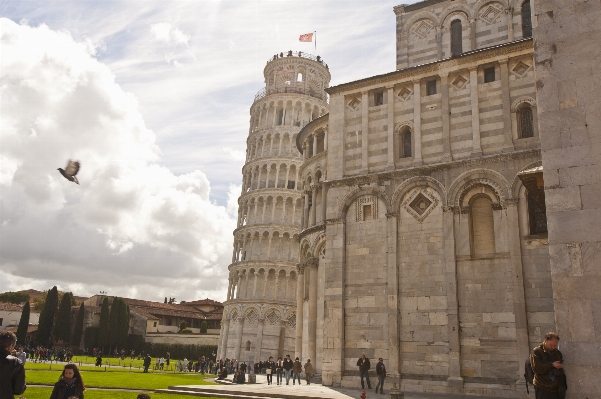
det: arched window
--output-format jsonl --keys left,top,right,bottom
{"left": 399, "top": 127, "right": 412, "bottom": 158}
{"left": 451, "top": 20, "right": 463, "bottom": 56}
{"left": 519, "top": 105, "right": 534, "bottom": 138}
{"left": 470, "top": 195, "right": 496, "bottom": 257}
{"left": 245, "top": 340, "right": 251, "bottom": 351}
{"left": 522, "top": 1, "right": 532, "bottom": 38}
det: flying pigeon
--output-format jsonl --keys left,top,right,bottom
{"left": 58, "top": 160, "right": 80, "bottom": 184}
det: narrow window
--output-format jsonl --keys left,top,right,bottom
{"left": 277, "top": 109, "right": 284, "bottom": 125}
{"left": 287, "top": 180, "right": 296, "bottom": 189}
{"left": 522, "top": 1, "right": 532, "bottom": 38}
{"left": 297, "top": 73, "right": 303, "bottom": 82}
{"left": 374, "top": 91, "right": 384, "bottom": 106}
{"left": 399, "top": 127, "right": 412, "bottom": 158}
{"left": 427, "top": 79, "right": 437, "bottom": 96}
{"left": 451, "top": 19, "right": 463, "bottom": 56}
{"left": 519, "top": 106, "right": 534, "bottom": 138}
{"left": 153, "top": 321, "right": 157, "bottom": 327}
{"left": 362, "top": 204, "right": 373, "bottom": 220}
{"left": 245, "top": 341, "right": 251, "bottom": 351}
{"left": 470, "top": 196, "right": 496, "bottom": 257}
{"left": 528, "top": 192, "right": 548, "bottom": 235}
{"left": 484, "top": 67, "right": 496, "bottom": 83}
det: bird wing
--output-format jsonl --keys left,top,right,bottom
{"left": 65, "top": 160, "right": 80, "bottom": 176}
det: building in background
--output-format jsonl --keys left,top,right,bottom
{"left": 0, "top": 302, "right": 40, "bottom": 331}
{"left": 219, "top": 51, "right": 330, "bottom": 364}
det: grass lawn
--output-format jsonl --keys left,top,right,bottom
{"left": 20, "top": 387, "right": 223, "bottom": 399}
{"left": 26, "top": 369, "right": 217, "bottom": 390}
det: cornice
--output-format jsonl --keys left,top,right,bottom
{"left": 233, "top": 223, "right": 301, "bottom": 237}
{"left": 228, "top": 260, "right": 299, "bottom": 271}
{"left": 251, "top": 92, "right": 328, "bottom": 111}
{"left": 299, "top": 151, "right": 328, "bottom": 176}
{"left": 242, "top": 156, "right": 303, "bottom": 173}
{"left": 238, "top": 187, "right": 303, "bottom": 205}
{"left": 325, "top": 149, "right": 541, "bottom": 188}
{"left": 224, "top": 298, "right": 296, "bottom": 307}
{"left": 326, "top": 39, "right": 533, "bottom": 95}
{"left": 299, "top": 222, "right": 326, "bottom": 240}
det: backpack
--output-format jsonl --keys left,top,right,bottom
{"left": 524, "top": 357, "right": 535, "bottom": 394}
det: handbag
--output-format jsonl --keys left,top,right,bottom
{"left": 266, "top": 368, "right": 272, "bottom": 375}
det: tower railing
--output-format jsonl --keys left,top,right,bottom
{"left": 253, "top": 86, "right": 329, "bottom": 104}
{"left": 266, "top": 51, "right": 328, "bottom": 68}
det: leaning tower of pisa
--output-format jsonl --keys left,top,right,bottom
{"left": 218, "top": 51, "right": 330, "bottom": 365}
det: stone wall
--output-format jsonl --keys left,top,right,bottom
{"left": 533, "top": 1, "right": 601, "bottom": 398}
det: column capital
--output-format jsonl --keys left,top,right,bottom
{"left": 237, "top": 317, "right": 245, "bottom": 325}
{"left": 505, "top": 7, "right": 514, "bottom": 15}
{"left": 412, "top": 78, "right": 421, "bottom": 85}
{"left": 306, "top": 256, "right": 319, "bottom": 269}
{"left": 436, "top": 25, "right": 443, "bottom": 32}
{"left": 469, "top": 18, "right": 476, "bottom": 23}
{"left": 361, "top": 90, "right": 369, "bottom": 96}
{"left": 385, "top": 212, "right": 399, "bottom": 219}
{"left": 439, "top": 71, "right": 450, "bottom": 78}
{"left": 498, "top": 57, "right": 509, "bottom": 64}
{"left": 296, "top": 262, "right": 306, "bottom": 274}
{"left": 503, "top": 198, "right": 520, "bottom": 207}
{"left": 386, "top": 84, "right": 395, "bottom": 90}
{"left": 443, "top": 205, "right": 456, "bottom": 213}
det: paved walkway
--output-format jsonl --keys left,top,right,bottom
{"left": 159, "top": 375, "right": 511, "bottom": 399}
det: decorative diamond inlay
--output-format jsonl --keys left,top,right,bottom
{"left": 512, "top": 61, "right": 531, "bottom": 77}
{"left": 480, "top": 5, "right": 502, "bottom": 24}
{"left": 231, "top": 310, "right": 238, "bottom": 322}
{"left": 410, "top": 194, "right": 433, "bottom": 216}
{"left": 266, "top": 310, "right": 280, "bottom": 325}
{"left": 452, "top": 75, "right": 468, "bottom": 90}
{"left": 397, "top": 87, "right": 412, "bottom": 101}
{"left": 288, "top": 314, "right": 296, "bottom": 328}
{"left": 402, "top": 188, "right": 440, "bottom": 222}
{"left": 413, "top": 20, "right": 434, "bottom": 38}
{"left": 246, "top": 309, "right": 258, "bottom": 324}
{"left": 348, "top": 97, "right": 361, "bottom": 111}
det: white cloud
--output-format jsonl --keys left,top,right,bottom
{"left": 0, "top": 19, "right": 234, "bottom": 301}
{"left": 151, "top": 22, "right": 189, "bottom": 45}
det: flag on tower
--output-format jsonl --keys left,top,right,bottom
{"left": 299, "top": 32, "right": 314, "bottom": 42}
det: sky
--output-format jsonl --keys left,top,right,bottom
{"left": 0, "top": 0, "right": 420, "bottom": 303}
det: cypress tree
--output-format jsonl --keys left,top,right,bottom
{"left": 72, "top": 303, "right": 85, "bottom": 349}
{"left": 97, "top": 297, "right": 110, "bottom": 353}
{"left": 108, "top": 297, "right": 121, "bottom": 351}
{"left": 53, "top": 292, "right": 73, "bottom": 344}
{"left": 37, "top": 286, "right": 59, "bottom": 346}
{"left": 200, "top": 320, "right": 208, "bottom": 334}
{"left": 16, "top": 302, "right": 30, "bottom": 344}
{"left": 116, "top": 300, "right": 129, "bottom": 348}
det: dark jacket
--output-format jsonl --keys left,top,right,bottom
{"left": 49, "top": 378, "right": 84, "bottom": 399}
{"left": 283, "top": 358, "right": 294, "bottom": 371}
{"left": 0, "top": 349, "right": 26, "bottom": 399}
{"left": 376, "top": 361, "right": 386, "bottom": 376}
{"left": 292, "top": 360, "right": 302, "bottom": 373}
{"left": 530, "top": 343, "right": 563, "bottom": 392}
{"left": 357, "top": 357, "right": 371, "bottom": 372}
{"left": 143, "top": 356, "right": 151, "bottom": 367}
{"left": 265, "top": 361, "right": 276, "bottom": 373}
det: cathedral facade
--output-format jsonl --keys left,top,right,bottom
{"left": 221, "top": 0, "right": 555, "bottom": 396}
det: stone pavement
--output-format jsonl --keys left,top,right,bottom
{"left": 157, "top": 374, "right": 510, "bottom": 399}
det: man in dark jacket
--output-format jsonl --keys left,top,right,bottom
{"left": 0, "top": 331, "right": 26, "bottom": 399}
{"left": 143, "top": 354, "right": 152, "bottom": 373}
{"left": 357, "top": 354, "right": 372, "bottom": 389}
{"left": 375, "top": 357, "right": 386, "bottom": 394}
{"left": 530, "top": 332, "right": 565, "bottom": 399}
{"left": 283, "top": 354, "right": 294, "bottom": 385}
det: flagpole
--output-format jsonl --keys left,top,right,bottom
{"left": 314, "top": 31, "right": 317, "bottom": 54}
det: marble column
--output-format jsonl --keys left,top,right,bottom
{"left": 412, "top": 80, "right": 423, "bottom": 164}
{"left": 295, "top": 264, "right": 305, "bottom": 360}
{"left": 443, "top": 206, "right": 463, "bottom": 387}
{"left": 470, "top": 18, "right": 477, "bottom": 51}
{"left": 440, "top": 72, "right": 452, "bottom": 161}
{"left": 308, "top": 259, "right": 318, "bottom": 365}
{"left": 470, "top": 67, "right": 483, "bottom": 156}
{"left": 436, "top": 25, "right": 443, "bottom": 60}
{"left": 386, "top": 86, "right": 395, "bottom": 169}
{"left": 361, "top": 90, "right": 369, "bottom": 172}
{"left": 506, "top": 8, "right": 514, "bottom": 42}
{"left": 233, "top": 318, "right": 245, "bottom": 361}
{"left": 321, "top": 184, "right": 328, "bottom": 222}
{"left": 303, "top": 192, "right": 310, "bottom": 229}
{"left": 255, "top": 318, "right": 265, "bottom": 363}
{"left": 313, "top": 134, "right": 318, "bottom": 156}
{"left": 220, "top": 320, "right": 230, "bottom": 359}
{"left": 499, "top": 58, "right": 515, "bottom": 150}
{"left": 386, "top": 212, "right": 400, "bottom": 380}
{"left": 506, "top": 199, "right": 530, "bottom": 388}
{"left": 310, "top": 186, "right": 317, "bottom": 227}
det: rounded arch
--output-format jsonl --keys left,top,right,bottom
{"left": 310, "top": 232, "right": 326, "bottom": 256}
{"left": 441, "top": 5, "right": 473, "bottom": 26}
{"left": 394, "top": 121, "right": 414, "bottom": 133}
{"left": 510, "top": 160, "right": 542, "bottom": 198}
{"left": 448, "top": 168, "right": 510, "bottom": 207}
{"left": 261, "top": 306, "right": 282, "bottom": 320}
{"left": 337, "top": 187, "right": 391, "bottom": 219}
{"left": 511, "top": 96, "right": 537, "bottom": 113}
{"left": 392, "top": 176, "right": 447, "bottom": 211}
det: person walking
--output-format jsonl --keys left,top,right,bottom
{"left": 0, "top": 331, "right": 26, "bottom": 399}
{"left": 283, "top": 354, "right": 293, "bottom": 385}
{"left": 49, "top": 363, "right": 85, "bottom": 399}
{"left": 143, "top": 354, "right": 152, "bottom": 373}
{"left": 276, "top": 357, "right": 284, "bottom": 385}
{"left": 303, "top": 358, "right": 315, "bottom": 385}
{"left": 357, "top": 354, "right": 372, "bottom": 390}
{"left": 292, "top": 357, "right": 302, "bottom": 385}
{"left": 265, "top": 356, "right": 276, "bottom": 385}
{"left": 375, "top": 357, "right": 386, "bottom": 394}
{"left": 530, "top": 332, "right": 566, "bottom": 399}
